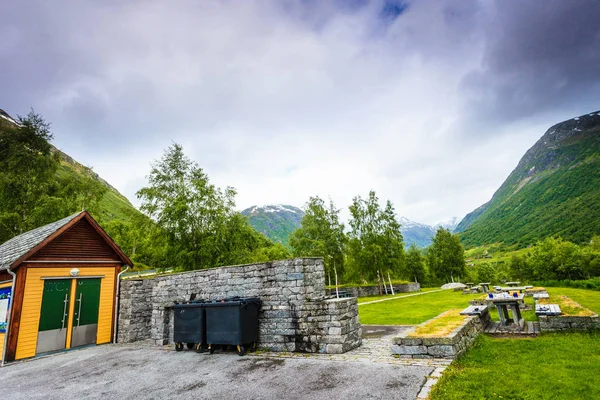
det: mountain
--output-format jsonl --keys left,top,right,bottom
{"left": 241, "top": 204, "right": 304, "bottom": 246}
{"left": 457, "top": 110, "right": 600, "bottom": 248}
{"left": 400, "top": 216, "right": 461, "bottom": 248}
{"left": 399, "top": 217, "right": 436, "bottom": 248}
{"left": 435, "top": 216, "right": 461, "bottom": 232}
{"left": 0, "top": 108, "right": 142, "bottom": 224}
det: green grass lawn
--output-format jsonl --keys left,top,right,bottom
{"left": 358, "top": 289, "right": 481, "bottom": 325}
{"left": 546, "top": 287, "right": 600, "bottom": 314}
{"left": 430, "top": 332, "right": 600, "bottom": 400}
{"left": 356, "top": 287, "right": 439, "bottom": 304}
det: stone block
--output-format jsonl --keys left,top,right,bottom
{"left": 325, "top": 344, "right": 344, "bottom": 354}
{"left": 391, "top": 345, "right": 428, "bottom": 355}
{"left": 427, "top": 345, "right": 456, "bottom": 358}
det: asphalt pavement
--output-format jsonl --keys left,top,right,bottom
{"left": 1, "top": 342, "right": 434, "bottom": 400}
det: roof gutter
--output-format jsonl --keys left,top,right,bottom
{"left": 113, "top": 265, "right": 130, "bottom": 344}
{"left": 1, "top": 268, "right": 16, "bottom": 367}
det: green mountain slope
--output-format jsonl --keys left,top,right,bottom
{"left": 458, "top": 110, "right": 600, "bottom": 248}
{"left": 241, "top": 205, "right": 304, "bottom": 246}
{"left": 1, "top": 108, "right": 142, "bottom": 225}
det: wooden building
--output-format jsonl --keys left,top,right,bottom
{"left": 0, "top": 211, "right": 131, "bottom": 363}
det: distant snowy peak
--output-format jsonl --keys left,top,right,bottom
{"left": 399, "top": 216, "right": 461, "bottom": 232}
{"left": 400, "top": 216, "right": 461, "bottom": 248}
{"left": 398, "top": 216, "right": 433, "bottom": 230}
{"left": 434, "top": 216, "right": 461, "bottom": 232}
{"left": 246, "top": 204, "right": 303, "bottom": 215}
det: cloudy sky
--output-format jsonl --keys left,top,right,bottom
{"left": 2, "top": 0, "right": 599, "bottom": 225}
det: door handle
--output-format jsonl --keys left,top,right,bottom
{"left": 75, "top": 293, "right": 83, "bottom": 327}
{"left": 61, "top": 293, "right": 69, "bottom": 330}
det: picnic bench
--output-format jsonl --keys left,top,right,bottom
{"left": 479, "top": 282, "right": 491, "bottom": 292}
{"left": 533, "top": 293, "right": 550, "bottom": 300}
{"left": 460, "top": 305, "right": 489, "bottom": 316}
{"left": 535, "top": 303, "right": 561, "bottom": 316}
{"left": 506, "top": 281, "right": 521, "bottom": 287}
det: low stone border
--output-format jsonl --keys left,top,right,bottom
{"left": 539, "top": 314, "right": 599, "bottom": 330}
{"left": 391, "top": 312, "right": 487, "bottom": 359}
{"left": 538, "top": 297, "right": 599, "bottom": 332}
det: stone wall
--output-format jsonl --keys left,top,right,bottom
{"left": 117, "top": 258, "right": 361, "bottom": 354}
{"left": 117, "top": 279, "right": 153, "bottom": 343}
{"left": 328, "top": 282, "right": 420, "bottom": 297}
{"left": 391, "top": 312, "right": 487, "bottom": 359}
{"left": 539, "top": 314, "right": 600, "bottom": 331}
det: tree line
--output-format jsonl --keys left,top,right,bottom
{"left": 289, "top": 194, "right": 466, "bottom": 285}
{"left": 0, "top": 113, "right": 288, "bottom": 270}
{"left": 2, "top": 112, "right": 470, "bottom": 280}
{"left": 508, "top": 236, "right": 600, "bottom": 282}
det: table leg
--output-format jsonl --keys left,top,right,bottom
{"left": 496, "top": 305, "right": 507, "bottom": 326}
{"left": 511, "top": 304, "right": 523, "bottom": 327}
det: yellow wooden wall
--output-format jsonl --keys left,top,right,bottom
{"left": 0, "top": 281, "right": 11, "bottom": 361}
{"left": 16, "top": 267, "right": 116, "bottom": 360}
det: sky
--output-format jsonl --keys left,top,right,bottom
{"left": 1, "top": 0, "right": 599, "bottom": 225}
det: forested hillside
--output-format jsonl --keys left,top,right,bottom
{"left": 0, "top": 110, "right": 288, "bottom": 270}
{"left": 458, "top": 110, "right": 600, "bottom": 248}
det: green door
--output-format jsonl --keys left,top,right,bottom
{"left": 71, "top": 278, "right": 101, "bottom": 348}
{"left": 36, "top": 279, "right": 72, "bottom": 354}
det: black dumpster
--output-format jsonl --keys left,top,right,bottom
{"left": 173, "top": 301, "right": 206, "bottom": 352}
{"left": 204, "top": 297, "right": 261, "bottom": 356}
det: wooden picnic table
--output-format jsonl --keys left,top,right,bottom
{"left": 506, "top": 281, "right": 521, "bottom": 287}
{"left": 479, "top": 282, "right": 491, "bottom": 292}
{"left": 487, "top": 293, "right": 525, "bottom": 327}
{"left": 465, "top": 282, "right": 475, "bottom": 288}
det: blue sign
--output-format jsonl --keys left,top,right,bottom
{"left": 0, "top": 287, "right": 11, "bottom": 333}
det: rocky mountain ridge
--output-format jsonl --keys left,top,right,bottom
{"left": 457, "top": 109, "right": 600, "bottom": 247}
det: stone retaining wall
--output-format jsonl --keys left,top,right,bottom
{"left": 539, "top": 314, "right": 600, "bottom": 331}
{"left": 328, "top": 282, "right": 420, "bottom": 297}
{"left": 391, "top": 312, "right": 487, "bottom": 359}
{"left": 117, "top": 258, "right": 361, "bottom": 354}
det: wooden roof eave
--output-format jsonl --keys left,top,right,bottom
{"left": 9, "top": 211, "right": 133, "bottom": 270}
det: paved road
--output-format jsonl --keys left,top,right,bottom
{"left": 1, "top": 343, "right": 434, "bottom": 400}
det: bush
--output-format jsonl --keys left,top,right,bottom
{"left": 533, "top": 277, "right": 600, "bottom": 291}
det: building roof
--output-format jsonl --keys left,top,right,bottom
{"left": 0, "top": 212, "right": 83, "bottom": 270}
{"left": 0, "top": 211, "right": 131, "bottom": 270}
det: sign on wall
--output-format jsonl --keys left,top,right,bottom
{"left": 0, "top": 287, "right": 11, "bottom": 333}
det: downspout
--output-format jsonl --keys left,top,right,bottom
{"left": 1, "top": 268, "right": 17, "bottom": 367}
{"left": 113, "top": 266, "right": 130, "bottom": 344}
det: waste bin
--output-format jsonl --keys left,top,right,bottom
{"left": 173, "top": 301, "right": 206, "bottom": 352}
{"left": 204, "top": 297, "right": 261, "bottom": 356}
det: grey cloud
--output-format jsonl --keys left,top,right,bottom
{"left": 1, "top": 0, "right": 599, "bottom": 225}
{"left": 459, "top": 0, "right": 600, "bottom": 126}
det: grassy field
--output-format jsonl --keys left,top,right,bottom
{"left": 430, "top": 332, "right": 600, "bottom": 400}
{"left": 356, "top": 287, "right": 439, "bottom": 304}
{"left": 358, "top": 289, "right": 481, "bottom": 325}
{"left": 464, "top": 244, "right": 531, "bottom": 267}
{"left": 546, "top": 287, "right": 600, "bottom": 313}
{"left": 425, "top": 287, "right": 600, "bottom": 399}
